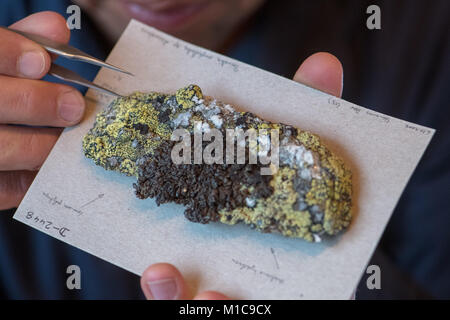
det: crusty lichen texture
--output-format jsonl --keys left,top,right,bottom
{"left": 83, "top": 84, "right": 353, "bottom": 242}
{"left": 83, "top": 92, "right": 172, "bottom": 176}
{"left": 219, "top": 132, "right": 352, "bottom": 241}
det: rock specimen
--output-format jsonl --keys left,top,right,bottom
{"left": 83, "top": 85, "right": 352, "bottom": 242}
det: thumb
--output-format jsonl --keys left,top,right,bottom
{"left": 10, "top": 11, "right": 71, "bottom": 68}
{"left": 0, "top": 11, "right": 69, "bottom": 80}
{"left": 293, "top": 52, "right": 344, "bottom": 98}
{"left": 10, "top": 11, "right": 71, "bottom": 45}
{"left": 141, "top": 263, "right": 229, "bottom": 300}
{"left": 141, "top": 263, "right": 189, "bottom": 300}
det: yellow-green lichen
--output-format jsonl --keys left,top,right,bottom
{"left": 83, "top": 85, "right": 210, "bottom": 176}
{"left": 83, "top": 92, "right": 171, "bottom": 176}
{"left": 217, "top": 129, "right": 352, "bottom": 241}
{"left": 176, "top": 84, "right": 203, "bottom": 109}
{"left": 219, "top": 167, "right": 315, "bottom": 241}
{"left": 84, "top": 84, "right": 352, "bottom": 242}
{"left": 297, "top": 130, "right": 352, "bottom": 235}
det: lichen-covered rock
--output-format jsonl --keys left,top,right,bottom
{"left": 82, "top": 91, "right": 172, "bottom": 176}
{"left": 83, "top": 85, "right": 353, "bottom": 242}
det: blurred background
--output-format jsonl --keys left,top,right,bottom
{"left": 0, "top": 0, "right": 449, "bottom": 299}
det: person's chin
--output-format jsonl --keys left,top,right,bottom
{"left": 121, "top": 1, "right": 210, "bottom": 32}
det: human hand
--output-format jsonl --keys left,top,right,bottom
{"left": 0, "top": 12, "right": 86, "bottom": 210}
{"left": 140, "top": 52, "right": 343, "bottom": 300}
{"left": 141, "top": 263, "right": 229, "bottom": 300}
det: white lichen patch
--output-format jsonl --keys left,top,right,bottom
{"left": 210, "top": 115, "right": 223, "bottom": 128}
{"left": 245, "top": 197, "right": 256, "bottom": 208}
{"left": 172, "top": 111, "right": 192, "bottom": 128}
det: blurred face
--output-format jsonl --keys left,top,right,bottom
{"left": 74, "top": 0, "right": 265, "bottom": 49}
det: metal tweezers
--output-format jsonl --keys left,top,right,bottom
{"left": 1, "top": 26, "right": 132, "bottom": 97}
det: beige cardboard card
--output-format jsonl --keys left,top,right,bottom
{"left": 14, "top": 20, "right": 434, "bottom": 299}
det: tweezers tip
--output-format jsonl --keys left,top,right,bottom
{"left": 104, "top": 63, "right": 134, "bottom": 76}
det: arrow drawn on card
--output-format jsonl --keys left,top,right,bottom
{"left": 270, "top": 248, "right": 280, "bottom": 270}
{"left": 80, "top": 193, "right": 105, "bottom": 209}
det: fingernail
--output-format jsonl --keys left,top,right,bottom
{"left": 147, "top": 278, "right": 179, "bottom": 300}
{"left": 58, "top": 91, "right": 84, "bottom": 123}
{"left": 18, "top": 51, "right": 46, "bottom": 78}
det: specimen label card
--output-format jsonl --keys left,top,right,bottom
{"left": 14, "top": 20, "right": 434, "bottom": 299}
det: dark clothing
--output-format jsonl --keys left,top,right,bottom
{"left": 1, "top": 0, "right": 449, "bottom": 299}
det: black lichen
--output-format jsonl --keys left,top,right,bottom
{"left": 133, "top": 135, "right": 273, "bottom": 224}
